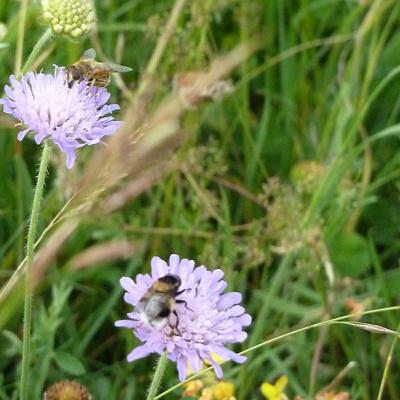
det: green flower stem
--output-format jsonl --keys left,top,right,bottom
{"left": 20, "top": 28, "right": 52, "bottom": 75}
{"left": 19, "top": 141, "right": 51, "bottom": 400}
{"left": 146, "top": 352, "right": 168, "bottom": 400}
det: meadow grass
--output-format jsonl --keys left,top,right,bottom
{"left": 1, "top": 0, "right": 400, "bottom": 399}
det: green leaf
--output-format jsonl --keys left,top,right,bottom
{"left": 54, "top": 351, "right": 86, "bottom": 376}
{"left": 329, "top": 232, "right": 371, "bottom": 277}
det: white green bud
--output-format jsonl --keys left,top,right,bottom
{"left": 41, "top": 0, "right": 96, "bottom": 38}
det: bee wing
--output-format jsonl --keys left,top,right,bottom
{"left": 81, "top": 48, "right": 97, "bottom": 60}
{"left": 105, "top": 62, "right": 132, "bottom": 73}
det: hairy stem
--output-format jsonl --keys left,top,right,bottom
{"left": 19, "top": 141, "right": 51, "bottom": 400}
{"left": 146, "top": 352, "right": 168, "bottom": 400}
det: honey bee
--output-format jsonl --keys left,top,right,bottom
{"left": 66, "top": 48, "right": 132, "bottom": 88}
{"left": 138, "top": 274, "right": 190, "bottom": 332}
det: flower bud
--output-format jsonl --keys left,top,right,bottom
{"left": 41, "top": 0, "right": 96, "bottom": 38}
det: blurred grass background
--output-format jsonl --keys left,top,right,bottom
{"left": 1, "top": 0, "right": 400, "bottom": 399}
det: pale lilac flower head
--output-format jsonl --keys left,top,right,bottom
{"left": 0, "top": 68, "right": 120, "bottom": 168}
{"left": 115, "top": 254, "right": 251, "bottom": 381}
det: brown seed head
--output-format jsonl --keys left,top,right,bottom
{"left": 44, "top": 380, "right": 91, "bottom": 400}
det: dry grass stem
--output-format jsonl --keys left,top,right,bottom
{"left": 68, "top": 240, "right": 137, "bottom": 270}
{"left": 31, "top": 219, "right": 79, "bottom": 289}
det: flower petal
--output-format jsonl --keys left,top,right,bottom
{"left": 120, "top": 277, "right": 135, "bottom": 292}
{"left": 218, "top": 292, "right": 242, "bottom": 309}
{"left": 275, "top": 376, "right": 288, "bottom": 392}
{"left": 127, "top": 344, "right": 154, "bottom": 362}
{"left": 151, "top": 256, "right": 168, "bottom": 279}
{"left": 177, "top": 356, "right": 188, "bottom": 381}
{"left": 260, "top": 383, "right": 278, "bottom": 399}
{"left": 203, "top": 352, "right": 223, "bottom": 379}
{"left": 17, "top": 128, "right": 30, "bottom": 141}
{"left": 115, "top": 319, "right": 139, "bottom": 328}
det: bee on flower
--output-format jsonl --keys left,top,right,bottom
{"left": 115, "top": 254, "right": 251, "bottom": 381}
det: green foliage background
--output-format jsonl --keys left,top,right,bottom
{"left": 1, "top": 0, "right": 400, "bottom": 399}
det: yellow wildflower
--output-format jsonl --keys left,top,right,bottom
{"left": 199, "top": 387, "right": 214, "bottom": 400}
{"left": 183, "top": 380, "right": 204, "bottom": 397}
{"left": 213, "top": 381, "right": 235, "bottom": 400}
{"left": 260, "top": 376, "right": 288, "bottom": 400}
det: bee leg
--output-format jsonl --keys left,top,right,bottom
{"left": 176, "top": 299, "right": 193, "bottom": 312}
{"left": 178, "top": 284, "right": 200, "bottom": 297}
{"left": 171, "top": 310, "right": 181, "bottom": 335}
{"left": 176, "top": 288, "right": 195, "bottom": 311}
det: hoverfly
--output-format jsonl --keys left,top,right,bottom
{"left": 66, "top": 48, "right": 132, "bottom": 88}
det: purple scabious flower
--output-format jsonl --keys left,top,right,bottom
{"left": 115, "top": 254, "right": 252, "bottom": 381}
{"left": 0, "top": 68, "right": 120, "bottom": 168}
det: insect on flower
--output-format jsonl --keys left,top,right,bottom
{"left": 115, "top": 254, "right": 252, "bottom": 381}
{"left": 66, "top": 48, "right": 132, "bottom": 88}
{"left": 0, "top": 67, "right": 121, "bottom": 168}
{"left": 137, "top": 273, "right": 194, "bottom": 333}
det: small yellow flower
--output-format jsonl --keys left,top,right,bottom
{"left": 183, "top": 380, "right": 204, "bottom": 397}
{"left": 260, "top": 376, "right": 288, "bottom": 400}
{"left": 213, "top": 381, "right": 235, "bottom": 400}
{"left": 199, "top": 387, "right": 214, "bottom": 400}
